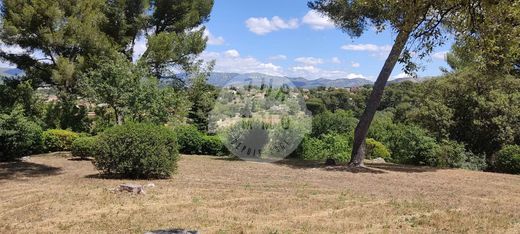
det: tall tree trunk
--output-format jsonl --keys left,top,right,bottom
{"left": 348, "top": 29, "right": 412, "bottom": 167}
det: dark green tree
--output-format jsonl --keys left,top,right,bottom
{"left": 309, "top": 0, "right": 519, "bottom": 167}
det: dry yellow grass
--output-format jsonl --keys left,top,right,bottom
{"left": 1, "top": 153, "right": 520, "bottom": 233}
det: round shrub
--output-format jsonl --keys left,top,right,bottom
{"left": 311, "top": 110, "right": 358, "bottom": 137}
{"left": 365, "top": 138, "right": 391, "bottom": 159}
{"left": 42, "top": 129, "right": 79, "bottom": 152}
{"left": 0, "top": 110, "right": 43, "bottom": 161}
{"left": 386, "top": 124, "right": 439, "bottom": 165}
{"left": 298, "top": 133, "right": 352, "bottom": 163}
{"left": 94, "top": 122, "right": 179, "bottom": 179}
{"left": 494, "top": 145, "right": 520, "bottom": 174}
{"left": 428, "top": 140, "right": 485, "bottom": 170}
{"left": 175, "top": 125, "right": 204, "bottom": 154}
{"left": 71, "top": 136, "right": 98, "bottom": 159}
{"left": 201, "top": 135, "right": 228, "bottom": 156}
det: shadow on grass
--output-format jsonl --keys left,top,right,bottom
{"left": 206, "top": 156, "right": 437, "bottom": 174}
{"left": 275, "top": 159, "right": 387, "bottom": 174}
{"left": 366, "top": 163, "right": 438, "bottom": 173}
{"left": 68, "top": 157, "right": 93, "bottom": 162}
{"left": 0, "top": 160, "right": 62, "bottom": 180}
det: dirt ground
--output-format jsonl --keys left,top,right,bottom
{"left": 1, "top": 153, "right": 520, "bottom": 233}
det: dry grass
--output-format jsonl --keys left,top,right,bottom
{"left": 1, "top": 153, "right": 520, "bottom": 233}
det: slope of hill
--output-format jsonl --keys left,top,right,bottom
{"left": 209, "top": 72, "right": 373, "bottom": 88}
{"left": 0, "top": 67, "right": 23, "bottom": 77}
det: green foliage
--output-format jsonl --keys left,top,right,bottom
{"left": 128, "top": 76, "right": 190, "bottom": 124}
{"left": 365, "top": 138, "right": 391, "bottom": 159}
{"left": 429, "top": 140, "right": 486, "bottom": 170}
{"left": 201, "top": 135, "right": 228, "bottom": 156}
{"left": 299, "top": 133, "right": 351, "bottom": 163}
{"left": 0, "top": 108, "right": 43, "bottom": 161}
{"left": 311, "top": 110, "right": 358, "bottom": 137}
{"left": 187, "top": 73, "right": 218, "bottom": 132}
{"left": 42, "top": 129, "right": 79, "bottom": 152}
{"left": 494, "top": 145, "right": 520, "bottom": 174}
{"left": 383, "top": 124, "right": 439, "bottom": 166}
{"left": 305, "top": 98, "right": 326, "bottom": 115}
{"left": 94, "top": 122, "right": 179, "bottom": 179}
{"left": 82, "top": 55, "right": 190, "bottom": 125}
{"left": 43, "top": 99, "right": 91, "bottom": 133}
{"left": 71, "top": 136, "right": 98, "bottom": 159}
{"left": 0, "top": 80, "right": 43, "bottom": 119}
{"left": 175, "top": 125, "right": 205, "bottom": 154}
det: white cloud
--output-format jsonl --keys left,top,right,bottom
{"left": 224, "top": 49, "right": 240, "bottom": 58}
{"left": 132, "top": 36, "right": 147, "bottom": 62}
{"left": 200, "top": 50, "right": 371, "bottom": 80}
{"left": 288, "top": 65, "right": 368, "bottom": 80}
{"left": 341, "top": 43, "right": 392, "bottom": 58}
{"left": 432, "top": 51, "right": 448, "bottom": 60}
{"left": 346, "top": 73, "right": 366, "bottom": 79}
{"left": 291, "top": 65, "right": 320, "bottom": 74}
{"left": 351, "top": 62, "right": 360, "bottom": 68}
{"left": 245, "top": 16, "right": 299, "bottom": 35}
{"left": 391, "top": 72, "right": 410, "bottom": 80}
{"left": 204, "top": 29, "right": 225, "bottom": 45}
{"left": 331, "top": 57, "right": 341, "bottom": 64}
{"left": 201, "top": 50, "right": 282, "bottom": 76}
{"left": 268, "top": 54, "right": 287, "bottom": 60}
{"left": 294, "top": 57, "right": 323, "bottom": 65}
{"left": 341, "top": 44, "right": 392, "bottom": 52}
{"left": 302, "top": 10, "right": 335, "bottom": 30}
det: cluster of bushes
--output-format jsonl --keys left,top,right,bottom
{"left": 0, "top": 108, "right": 42, "bottom": 161}
{"left": 494, "top": 145, "right": 520, "bottom": 174}
{"left": 175, "top": 124, "right": 228, "bottom": 156}
{"left": 93, "top": 122, "right": 179, "bottom": 178}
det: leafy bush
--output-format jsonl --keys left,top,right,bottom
{"left": 427, "top": 140, "right": 486, "bottom": 170}
{"left": 71, "top": 136, "right": 98, "bottom": 159}
{"left": 311, "top": 110, "right": 358, "bottom": 137}
{"left": 0, "top": 108, "right": 43, "bottom": 161}
{"left": 298, "top": 133, "right": 351, "bottom": 163}
{"left": 385, "top": 124, "right": 439, "bottom": 165}
{"left": 365, "top": 138, "right": 391, "bottom": 159}
{"left": 201, "top": 135, "right": 228, "bottom": 156}
{"left": 93, "top": 122, "right": 179, "bottom": 178}
{"left": 494, "top": 145, "right": 520, "bottom": 174}
{"left": 175, "top": 125, "right": 204, "bottom": 154}
{"left": 42, "top": 129, "right": 79, "bottom": 152}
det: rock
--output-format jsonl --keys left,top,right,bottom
{"left": 372, "top": 157, "right": 386, "bottom": 163}
{"left": 144, "top": 229, "right": 199, "bottom": 234}
{"left": 118, "top": 184, "right": 146, "bottom": 194}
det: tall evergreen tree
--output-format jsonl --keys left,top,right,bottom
{"left": 309, "top": 0, "right": 520, "bottom": 167}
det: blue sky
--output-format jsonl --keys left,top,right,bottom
{"left": 0, "top": 0, "right": 453, "bottom": 81}
{"left": 199, "top": 0, "right": 452, "bottom": 80}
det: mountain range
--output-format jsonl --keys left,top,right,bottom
{"left": 1, "top": 67, "right": 432, "bottom": 88}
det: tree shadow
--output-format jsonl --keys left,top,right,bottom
{"left": 0, "top": 160, "right": 62, "bottom": 180}
{"left": 365, "top": 163, "right": 438, "bottom": 173}
{"left": 274, "top": 159, "right": 387, "bottom": 174}
{"left": 68, "top": 157, "right": 93, "bottom": 162}
{"left": 145, "top": 228, "right": 198, "bottom": 234}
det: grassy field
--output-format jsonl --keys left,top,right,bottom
{"left": 1, "top": 154, "right": 520, "bottom": 233}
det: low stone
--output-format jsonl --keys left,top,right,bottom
{"left": 144, "top": 229, "right": 199, "bottom": 234}
{"left": 372, "top": 157, "right": 386, "bottom": 163}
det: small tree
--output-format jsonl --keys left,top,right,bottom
{"left": 81, "top": 55, "right": 140, "bottom": 125}
{"left": 309, "top": 0, "right": 519, "bottom": 167}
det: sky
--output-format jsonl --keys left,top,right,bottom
{"left": 196, "top": 0, "right": 452, "bottom": 81}
{"left": 0, "top": 0, "right": 453, "bottom": 81}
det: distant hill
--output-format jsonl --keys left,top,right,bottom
{"left": 387, "top": 76, "right": 436, "bottom": 85}
{"left": 0, "top": 67, "right": 23, "bottom": 77}
{"left": 209, "top": 72, "right": 373, "bottom": 89}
